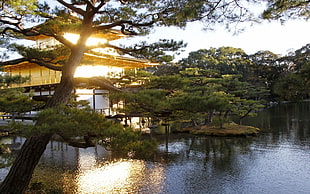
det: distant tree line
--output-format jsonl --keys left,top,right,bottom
{"left": 111, "top": 44, "right": 310, "bottom": 127}
{"left": 153, "top": 44, "right": 310, "bottom": 101}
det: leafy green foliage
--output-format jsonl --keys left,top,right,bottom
{"left": 273, "top": 70, "right": 308, "bottom": 101}
{"left": 102, "top": 126, "right": 157, "bottom": 157}
{"left": 0, "top": 88, "right": 41, "bottom": 118}
{"left": 272, "top": 45, "right": 310, "bottom": 101}
{"left": 109, "top": 69, "right": 152, "bottom": 88}
{"left": 179, "top": 47, "right": 251, "bottom": 78}
{"left": 146, "top": 74, "right": 187, "bottom": 90}
{"left": 11, "top": 44, "right": 70, "bottom": 63}
{"left": 248, "top": 50, "right": 282, "bottom": 97}
{"left": 0, "top": 73, "right": 29, "bottom": 88}
{"left": 262, "top": 0, "right": 310, "bottom": 20}
{"left": 36, "top": 15, "right": 82, "bottom": 35}
{"left": 0, "top": 0, "right": 38, "bottom": 15}
{"left": 124, "top": 39, "right": 186, "bottom": 63}
{"left": 151, "top": 63, "right": 181, "bottom": 76}
{"left": 111, "top": 89, "right": 169, "bottom": 118}
{"left": 286, "top": 44, "right": 310, "bottom": 70}
{"left": 24, "top": 106, "right": 157, "bottom": 156}
{"left": 300, "top": 63, "right": 310, "bottom": 84}
{"left": 115, "top": 65, "right": 266, "bottom": 128}
{"left": 169, "top": 45, "right": 310, "bottom": 118}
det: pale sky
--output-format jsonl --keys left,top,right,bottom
{"left": 142, "top": 19, "right": 310, "bottom": 60}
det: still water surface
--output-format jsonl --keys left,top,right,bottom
{"left": 1, "top": 102, "right": 310, "bottom": 193}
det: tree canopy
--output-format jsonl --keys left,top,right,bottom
{"left": 114, "top": 43, "right": 310, "bottom": 131}
{"left": 262, "top": 0, "right": 310, "bottom": 20}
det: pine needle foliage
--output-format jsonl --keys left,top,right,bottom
{"left": 22, "top": 105, "right": 157, "bottom": 156}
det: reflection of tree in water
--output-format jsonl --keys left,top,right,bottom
{"left": 0, "top": 148, "right": 15, "bottom": 169}
{"left": 156, "top": 134, "right": 255, "bottom": 166}
{"left": 155, "top": 134, "right": 256, "bottom": 193}
{"left": 243, "top": 102, "right": 310, "bottom": 146}
{"left": 0, "top": 137, "right": 24, "bottom": 171}
{"left": 189, "top": 136, "right": 254, "bottom": 161}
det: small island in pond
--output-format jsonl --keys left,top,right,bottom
{"left": 179, "top": 123, "right": 260, "bottom": 137}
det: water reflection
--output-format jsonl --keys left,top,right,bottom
{"left": 36, "top": 142, "right": 165, "bottom": 193}
{"left": 1, "top": 102, "right": 310, "bottom": 193}
{"left": 78, "top": 160, "right": 144, "bottom": 193}
{"left": 156, "top": 135, "right": 256, "bottom": 194}
{"left": 243, "top": 102, "right": 310, "bottom": 146}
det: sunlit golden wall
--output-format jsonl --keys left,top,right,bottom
{"left": 5, "top": 63, "right": 62, "bottom": 88}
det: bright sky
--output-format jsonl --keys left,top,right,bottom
{"left": 146, "top": 19, "right": 310, "bottom": 60}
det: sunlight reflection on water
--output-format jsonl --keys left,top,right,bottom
{"left": 27, "top": 143, "right": 166, "bottom": 193}
{"left": 74, "top": 159, "right": 165, "bottom": 194}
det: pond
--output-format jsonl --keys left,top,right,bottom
{"left": 1, "top": 102, "right": 310, "bottom": 193}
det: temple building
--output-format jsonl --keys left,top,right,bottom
{"left": 2, "top": 29, "right": 156, "bottom": 118}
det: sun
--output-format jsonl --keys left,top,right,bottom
{"left": 63, "top": 33, "right": 108, "bottom": 46}
{"left": 74, "top": 65, "right": 123, "bottom": 78}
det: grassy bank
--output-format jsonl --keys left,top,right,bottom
{"left": 180, "top": 122, "right": 260, "bottom": 137}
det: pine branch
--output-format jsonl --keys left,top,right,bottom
{"left": 1, "top": 26, "right": 40, "bottom": 37}
{"left": 81, "top": 0, "right": 96, "bottom": 10}
{"left": 1, "top": 26, "right": 74, "bottom": 48}
{"left": 52, "top": 34, "right": 75, "bottom": 48}
{"left": 0, "top": 58, "right": 28, "bottom": 67}
{"left": 94, "top": 20, "right": 155, "bottom": 35}
{"left": 29, "top": 59, "right": 63, "bottom": 71}
{"left": 85, "top": 42, "right": 149, "bottom": 55}
{"left": 83, "top": 0, "right": 107, "bottom": 13}
{"left": 58, "top": 133, "right": 95, "bottom": 148}
{"left": 95, "top": 0, "right": 107, "bottom": 12}
{"left": 119, "top": 0, "right": 128, "bottom": 4}
{"left": 0, "top": 16, "right": 21, "bottom": 26}
{"left": 56, "top": 0, "right": 86, "bottom": 16}
{"left": 106, "top": 43, "right": 147, "bottom": 54}
{"left": 0, "top": 58, "right": 63, "bottom": 71}
{"left": 84, "top": 42, "right": 108, "bottom": 51}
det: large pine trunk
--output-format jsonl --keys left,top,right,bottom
{"left": 0, "top": 11, "right": 94, "bottom": 193}
{"left": 0, "top": 63, "right": 80, "bottom": 193}
{"left": 0, "top": 134, "right": 51, "bottom": 193}
{"left": 0, "top": 76, "right": 75, "bottom": 193}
